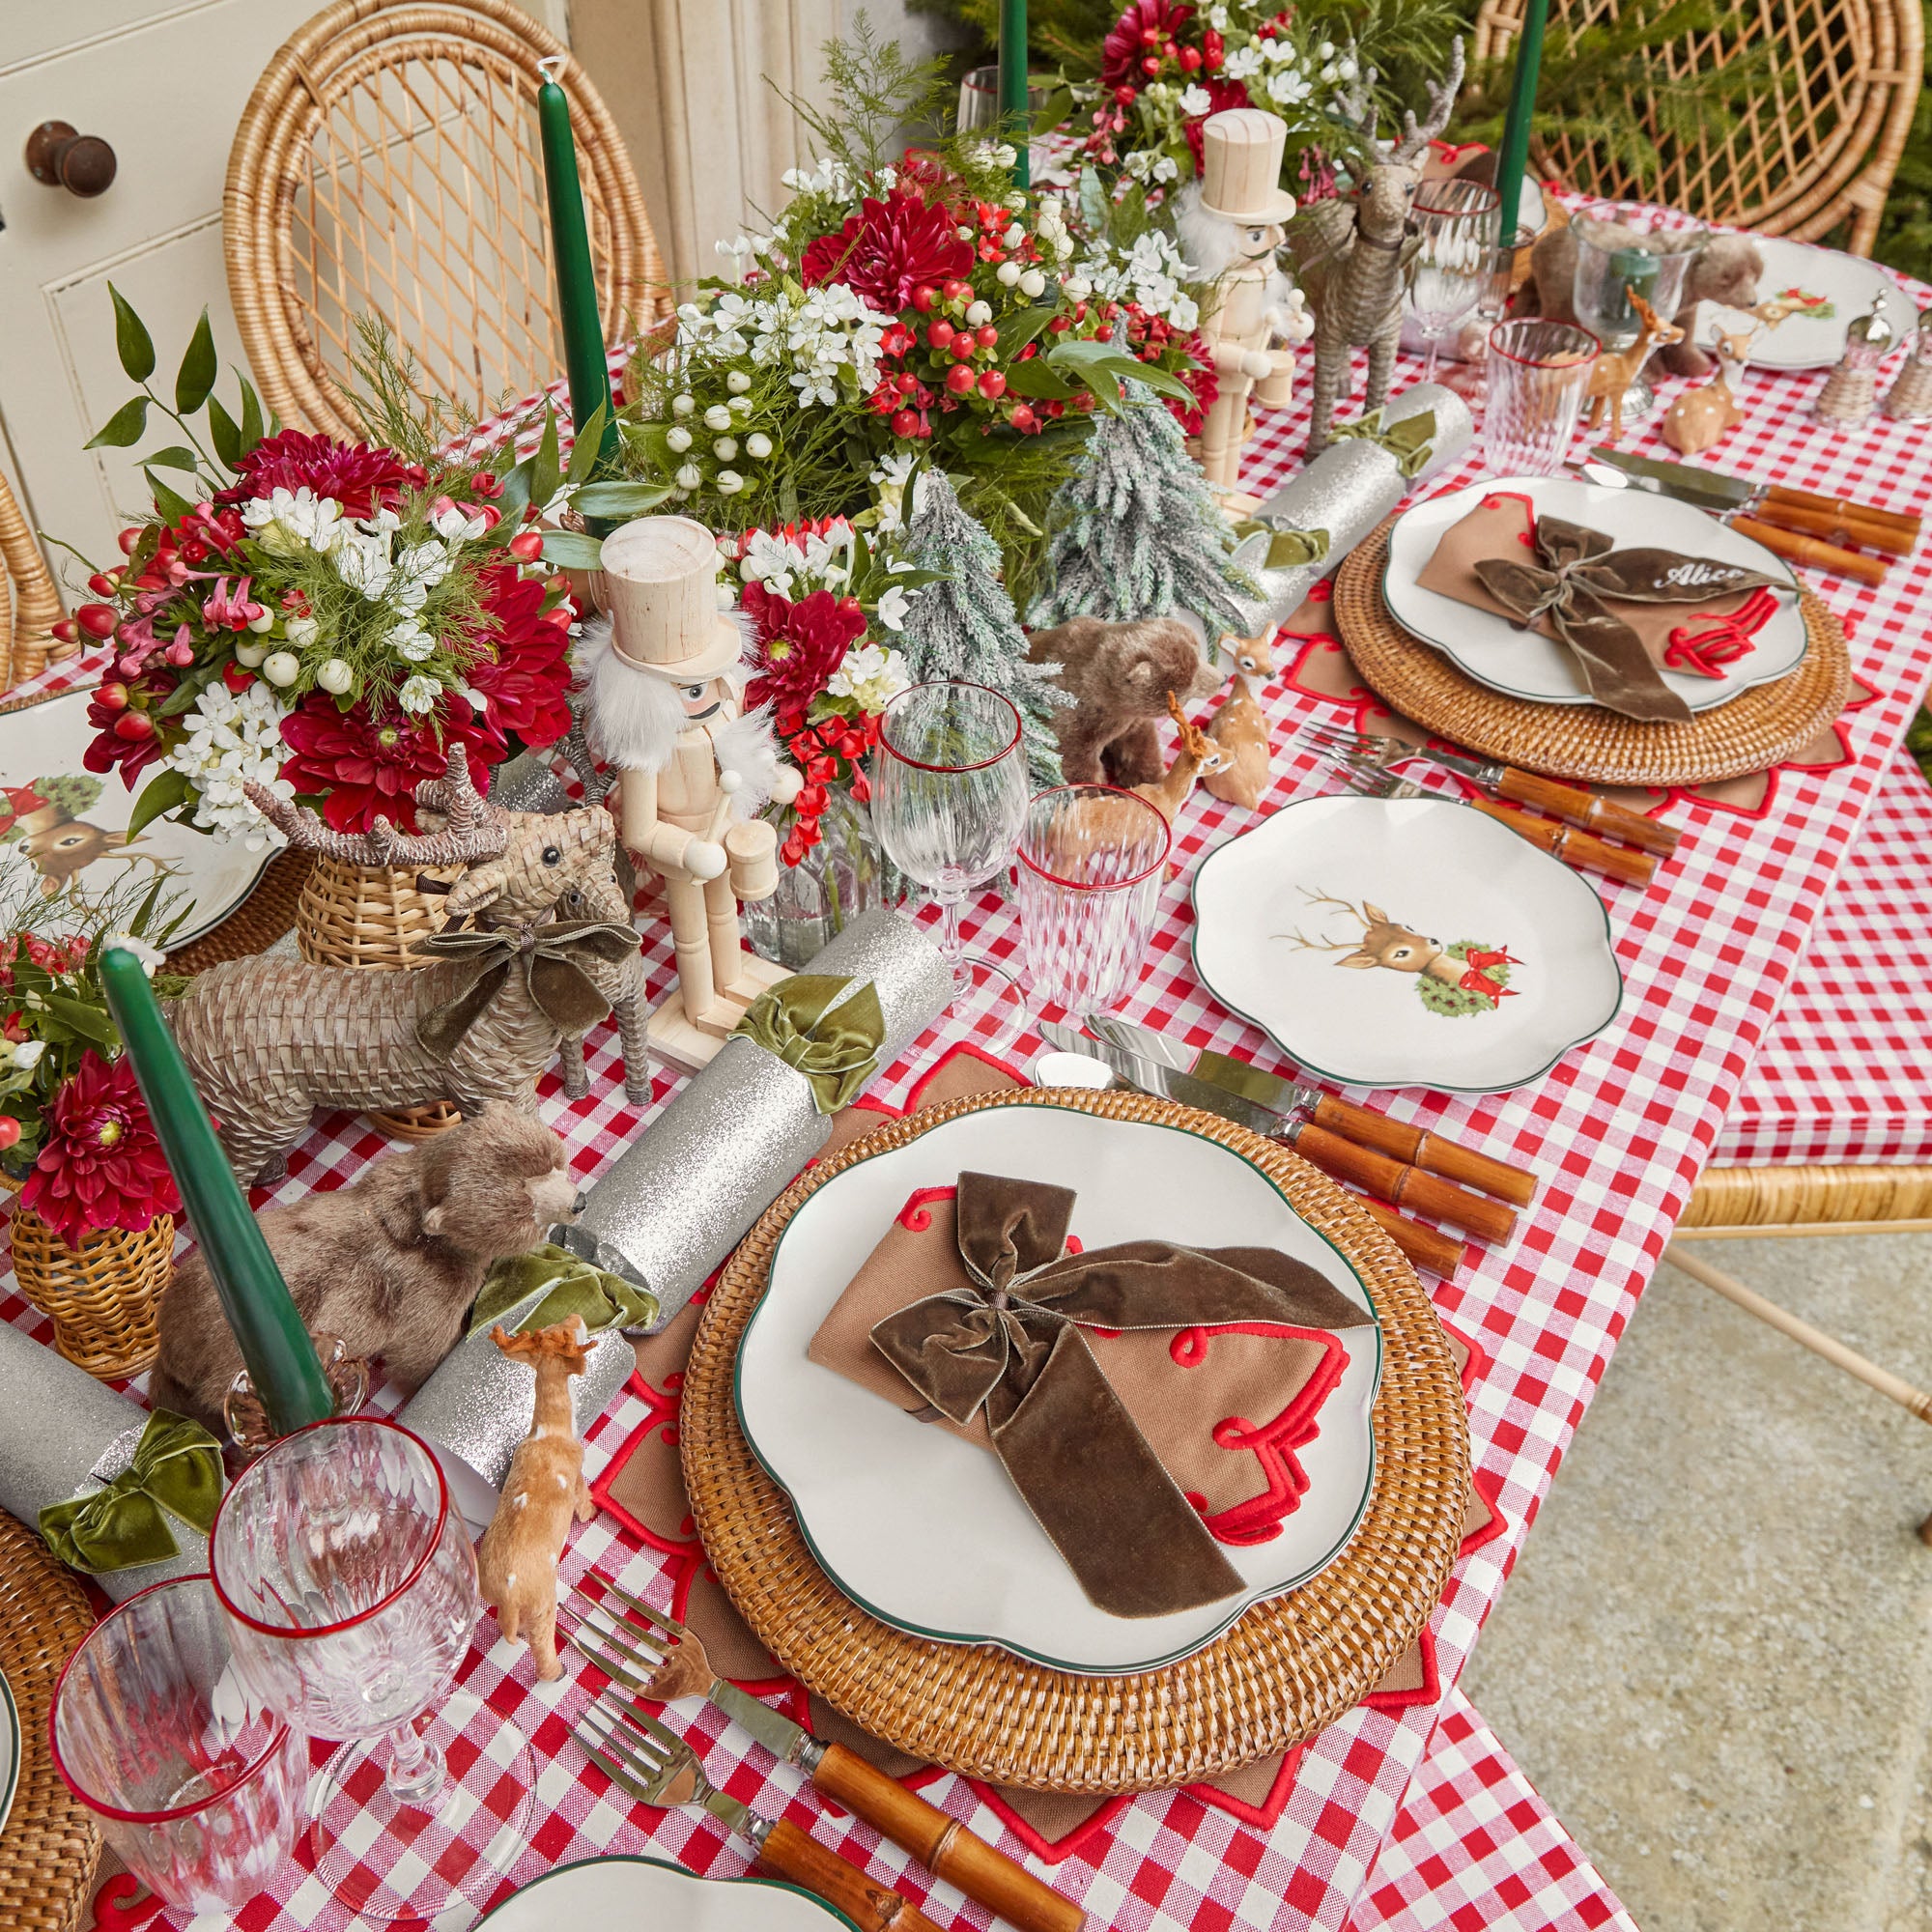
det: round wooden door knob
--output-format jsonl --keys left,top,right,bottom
{"left": 25, "top": 122, "right": 117, "bottom": 197}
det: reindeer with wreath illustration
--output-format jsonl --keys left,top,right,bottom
{"left": 1276, "top": 888, "right": 1521, "bottom": 1017}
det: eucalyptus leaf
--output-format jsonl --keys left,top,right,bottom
{"left": 1002, "top": 359, "right": 1077, "bottom": 401}
{"left": 565, "top": 403, "right": 608, "bottom": 488}
{"left": 531, "top": 410, "right": 562, "bottom": 515}
{"left": 496, "top": 460, "right": 534, "bottom": 522}
{"left": 127, "top": 768, "right": 192, "bottom": 838}
{"left": 539, "top": 530, "right": 609, "bottom": 569}
{"left": 994, "top": 306, "right": 1056, "bottom": 357}
{"left": 238, "top": 376, "right": 265, "bottom": 457}
{"left": 1030, "top": 85, "right": 1074, "bottom": 136}
{"left": 108, "top": 284, "right": 156, "bottom": 383}
{"left": 144, "top": 446, "right": 202, "bottom": 474}
{"left": 573, "top": 479, "right": 673, "bottom": 515}
{"left": 146, "top": 469, "right": 194, "bottom": 526}
{"left": 85, "top": 397, "right": 150, "bottom": 450}
{"left": 174, "top": 311, "right": 217, "bottom": 414}
{"left": 38, "top": 994, "right": 117, "bottom": 1049}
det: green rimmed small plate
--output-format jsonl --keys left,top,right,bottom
{"left": 478, "top": 1855, "right": 862, "bottom": 1929}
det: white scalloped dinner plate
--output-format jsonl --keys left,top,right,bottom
{"left": 1191, "top": 796, "right": 1625, "bottom": 1094}
{"left": 1744, "top": 239, "right": 1917, "bottom": 370}
{"left": 1382, "top": 476, "right": 1804, "bottom": 712}
{"left": 734, "top": 1103, "right": 1382, "bottom": 1676}
{"left": 478, "top": 1856, "right": 861, "bottom": 1929}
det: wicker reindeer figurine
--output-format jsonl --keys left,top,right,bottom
{"left": 165, "top": 753, "right": 651, "bottom": 1185}
{"left": 1294, "top": 41, "right": 1465, "bottom": 454}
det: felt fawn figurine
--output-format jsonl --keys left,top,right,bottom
{"left": 1202, "top": 672, "right": 1272, "bottom": 810}
{"left": 1584, "top": 291, "right": 1685, "bottom": 440}
{"left": 475, "top": 1315, "right": 596, "bottom": 1681}
{"left": 1133, "top": 693, "right": 1232, "bottom": 824}
{"left": 1662, "top": 325, "right": 1755, "bottom": 455}
{"left": 1217, "top": 623, "right": 1279, "bottom": 683}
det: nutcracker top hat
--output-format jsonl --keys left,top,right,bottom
{"left": 1198, "top": 108, "right": 1299, "bottom": 225}
{"left": 600, "top": 515, "right": 746, "bottom": 681}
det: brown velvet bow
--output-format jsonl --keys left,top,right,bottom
{"left": 413, "top": 919, "right": 639, "bottom": 1059}
{"left": 1472, "top": 516, "right": 1783, "bottom": 724}
{"left": 867, "top": 1171, "right": 1374, "bottom": 1619}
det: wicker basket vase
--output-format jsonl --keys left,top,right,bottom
{"left": 294, "top": 854, "right": 463, "bottom": 1138}
{"left": 10, "top": 1207, "right": 175, "bottom": 1380}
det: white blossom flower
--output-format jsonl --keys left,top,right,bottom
{"left": 873, "top": 582, "right": 915, "bottom": 633}
{"left": 159, "top": 680, "right": 296, "bottom": 846}
{"left": 386, "top": 617, "right": 435, "bottom": 662}
{"left": 1223, "top": 43, "right": 1264, "bottom": 80}
{"left": 867, "top": 451, "right": 921, "bottom": 532}
{"left": 1122, "top": 149, "right": 1179, "bottom": 185}
{"left": 1266, "top": 67, "right": 1312, "bottom": 105}
{"left": 1178, "top": 83, "right": 1212, "bottom": 115}
{"left": 827, "top": 641, "right": 910, "bottom": 712}
{"left": 241, "top": 487, "right": 343, "bottom": 557}
{"left": 397, "top": 674, "right": 440, "bottom": 716}
{"left": 1205, "top": 1, "right": 1230, "bottom": 24}
{"left": 10, "top": 1040, "right": 44, "bottom": 1070}
{"left": 739, "top": 527, "right": 810, "bottom": 593}
{"left": 429, "top": 502, "right": 488, "bottom": 542}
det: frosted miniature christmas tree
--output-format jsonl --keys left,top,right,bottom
{"left": 1028, "top": 379, "right": 1258, "bottom": 637}
{"left": 896, "top": 469, "right": 1066, "bottom": 792}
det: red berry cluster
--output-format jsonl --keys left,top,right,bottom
{"left": 772, "top": 708, "right": 882, "bottom": 866}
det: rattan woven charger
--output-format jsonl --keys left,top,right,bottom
{"left": 0, "top": 1510, "right": 99, "bottom": 1932}
{"left": 680, "top": 1087, "right": 1470, "bottom": 1794}
{"left": 1336, "top": 520, "right": 1853, "bottom": 787}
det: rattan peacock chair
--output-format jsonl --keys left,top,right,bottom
{"left": 1471, "top": 0, "right": 1923, "bottom": 253}
{"left": 0, "top": 466, "right": 71, "bottom": 696}
{"left": 223, "top": 0, "right": 667, "bottom": 439}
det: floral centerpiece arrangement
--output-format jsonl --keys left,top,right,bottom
{"left": 615, "top": 29, "right": 1195, "bottom": 603}
{"left": 58, "top": 298, "right": 662, "bottom": 843}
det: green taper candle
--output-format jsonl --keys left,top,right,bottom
{"left": 999, "top": 0, "right": 1031, "bottom": 188}
{"left": 536, "top": 55, "right": 619, "bottom": 473}
{"left": 99, "top": 946, "right": 334, "bottom": 1437}
{"left": 1492, "top": 0, "right": 1548, "bottom": 245}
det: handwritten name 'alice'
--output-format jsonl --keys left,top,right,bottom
{"left": 1661, "top": 560, "right": 1751, "bottom": 588}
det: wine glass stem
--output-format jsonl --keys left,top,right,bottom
{"left": 935, "top": 891, "right": 969, "bottom": 993}
{"left": 384, "top": 1717, "right": 447, "bottom": 1810}
{"left": 1420, "top": 328, "right": 1441, "bottom": 384}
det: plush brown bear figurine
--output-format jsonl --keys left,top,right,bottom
{"left": 1027, "top": 616, "right": 1222, "bottom": 785}
{"left": 151, "top": 1102, "right": 583, "bottom": 1433}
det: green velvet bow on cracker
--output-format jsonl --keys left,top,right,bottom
{"left": 39, "top": 1409, "right": 223, "bottom": 1576}
{"left": 730, "top": 974, "right": 884, "bottom": 1114}
{"left": 469, "top": 1241, "right": 659, "bottom": 1338}
{"left": 1231, "top": 520, "right": 1331, "bottom": 572}
{"left": 1330, "top": 406, "right": 1437, "bottom": 479}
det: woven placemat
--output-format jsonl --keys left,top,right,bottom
{"left": 1335, "top": 520, "right": 1853, "bottom": 786}
{"left": 680, "top": 1086, "right": 1470, "bottom": 1795}
{"left": 0, "top": 1510, "right": 100, "bottom": 1932}
{"left": 164, "top": 849, "right": 313, "bottom": 976}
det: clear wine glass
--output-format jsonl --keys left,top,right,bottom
{"left": 210, "top": 1416, "right": 535, "bottom": 1920}
{"left": 1467, "top": 224, "right": 1539, "bottom": 407}
{"left": 871, "top": 680, "right": 1030, "bottom": 1004}
{"left": 1406, "top": 179, "right": 1501, "bottom": 383}
{"left": 1570, "top": 218, "right": 1708, "bottom": 427}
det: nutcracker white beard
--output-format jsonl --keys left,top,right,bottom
{"left": 1173, "top": 184, "right": 1294, "bottom": 311}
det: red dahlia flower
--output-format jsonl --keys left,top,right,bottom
{"left": 215, "top": 430, "right": 427, "bottom": 520}
{"left": 1102, "top": 0, "right": 1194, "bottom": 90}
{"left": 800, "top": 190, "right": 974, "bottom": 314}
{"left": 22, "top": 1049, "right": 181, "bottom": 1251}
{"left": 742, "top": 584, "right": 867, "bottom": 715}
{"left": 277, "top": 696, "right": 464, "bottom": 834}
{"left": 463, "top": 564, "right": 574, "bottom": 748}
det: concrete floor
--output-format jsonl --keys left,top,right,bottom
{"left": 1463, "top": 1234, "right": 1932, "bottom": 1930}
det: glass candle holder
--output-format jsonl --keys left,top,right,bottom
{"left": 50, "top": 1576, "right": 307, "bottom": 1916}
{"left": 1485, "top": 319, "right": 1602, "bottom": 475}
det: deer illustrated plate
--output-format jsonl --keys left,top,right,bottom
{"left": 1191, "top": 795, "right": 1625, "bottom": 1093}
{"left": 1738, "top": 239, "right": 1917, "bottom": 371}
{"left": 0, "top": 686, "right": 279, "bottom": 946}
{"left": 1382, "top": 475, "right": 1805, "bottom": 713}
{"left": 734, "top": 1102, "right": 1381, "bottom": 1675}
{"left": 480, "top": 1856, "right": 860, "bottom": 1930}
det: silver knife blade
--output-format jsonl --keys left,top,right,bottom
{"left": 706, "top": 1677, "right": 810, "bottom": 1763}
{"left": 1081, "top": 1011, "right": 1196, "bottom": 1072}
{"left": 1049, "top": 1025, "right": 1291, "bottom": 1137}
{"left": 1084, "top": 1015, "right": 1324, "bottom": 1117}
{"left": 1588, "top": 447, "right": 1755, "bottom": 510}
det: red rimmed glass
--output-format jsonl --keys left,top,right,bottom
{"left": 1015, "top": 785, "right": 1172, "bottom": 1017}
{"left": 1406, "top": 179, "right": 1501, "bottom": 384}
{"left": 871, "top": 680, "right": 1031, "bottom": 1002}
{"left": 210, "top": 1415, "right": 534, "bottom": 1919}
{"left": 49, "top": 1575, "right": 307, "bottom": 1915}
{"left": 1484, "top": 319, "right": 1604, "bottom": 476}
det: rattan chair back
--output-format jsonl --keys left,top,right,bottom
{"left": 225, "top": 0, "right": 666, "bottom": 439}
{"left": 1471, "top": 0, "right": 1923, "bottom": 254}
{"left": 0, "top": 467, "right": 71, "bottom": 695}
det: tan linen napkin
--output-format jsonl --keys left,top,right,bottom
{"left": 1413, "top": 488, "right": 1789, "bottom": 719}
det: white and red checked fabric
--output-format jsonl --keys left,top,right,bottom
{"left": 11, "top": 242, "right": 1932, "bottom": 1929}
{"left": 1714, "top": 750, "right": 1932, "bottom": 1165}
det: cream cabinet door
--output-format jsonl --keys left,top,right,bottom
{"left": 0, "top": 1, "right": 318, "bottom": 580}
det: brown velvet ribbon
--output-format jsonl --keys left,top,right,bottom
{"left": 1471, "top": 516, "right": 1782, "bottom": 724}
{"left": 413, "top": 919, "right": 639, "bottom": 1059}
{"left": 867, "top": 1171, "right": 1373, "bottom": 1619}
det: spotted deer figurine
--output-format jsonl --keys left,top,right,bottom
{"left": 475, "top": 1315, "right": 596, "bottom": 1681}
{"left": 1277, "top": 889, "right": 1520, "bottom": 1015}
{"left": 1133, "top": 692, "right": 1232, "bottom": 825}
{"left": 1662, "top": 323, "right": 1755, "bottom": 456}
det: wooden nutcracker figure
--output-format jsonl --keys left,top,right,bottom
{"left": 583, "top": 516, "right": 800, "bottom": 1071}
{"left": 1182, "top": 109, "right": 1300, "bottom": 513}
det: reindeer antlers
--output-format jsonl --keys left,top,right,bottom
{"left": 1273, "top": 887, "right": 1373, "bottom": 952}
{"left": 1388, "top": 38, "right": 1465, "bottom": 165}
{"left": 244, "top": 743, "right": 509, "bottom": 869}
{"left": 1165, "top": 690, "right": 1213, "bottom": 760}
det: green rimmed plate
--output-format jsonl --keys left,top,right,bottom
{"left": 478, "top": 1855, "right": 862, "bottom": 1929}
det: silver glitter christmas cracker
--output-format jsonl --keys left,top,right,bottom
{"left": 556, "top": 906, "right": 954, "bottom": 1333}
{"left": 397, "top": 1281, "right": 636, "bottom": 1527}
{"left": 1231, "top": 384, "right": 1474, "bottom": 635}
{"left": 0, "top": 1320, "right": 214, "bottom": 1599}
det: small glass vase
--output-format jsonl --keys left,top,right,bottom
{"left": 744, "top": 789, "right": 891, "bottom": 971}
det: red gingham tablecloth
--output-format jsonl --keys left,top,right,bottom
{"left": 11, "top": 267, "right": 1932, "bottom": 1928}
